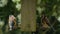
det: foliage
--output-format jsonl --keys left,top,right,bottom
{"left": 36, "top": 0, "right": 60, "bottom": 34}
{"left": 0, "top": 0, "right": 20, "bottom": 20}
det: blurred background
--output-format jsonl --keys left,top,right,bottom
{"left": 0, "top": 0, "right": 60, "bottom": 34}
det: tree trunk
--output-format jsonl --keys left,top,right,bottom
{"left": 21, "top": 0, "right": 36, "bottom": 32}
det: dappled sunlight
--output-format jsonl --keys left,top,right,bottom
{"left": 0, "top": 0, "right": 60, "bottom": 34}
{"left": 0, "top": 0, "right": 8, "bottom": 7}
{"left": 57, "top": 17, "right": 60, "bottom": 22}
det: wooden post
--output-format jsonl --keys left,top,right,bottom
{"left": 21, "top": 0, "right": 36, "bottom": 32}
